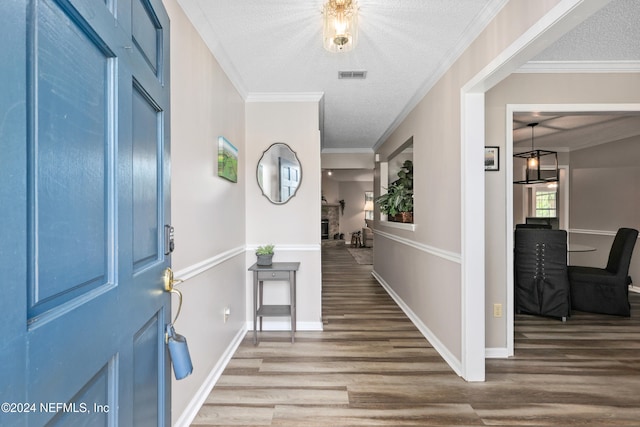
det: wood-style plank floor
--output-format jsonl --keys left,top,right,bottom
{"left": 192, "top": 242, "right": 640, "bottom": 426}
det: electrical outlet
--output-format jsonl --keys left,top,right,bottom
{"left": 493, "top": 303, "right": 503, "bottom": 318}
{"left": 224, "top": 306, "right": 230, "bottom": 323}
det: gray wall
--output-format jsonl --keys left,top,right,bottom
{"left": 567, "top": 136, "right": 640, "bottom": 285}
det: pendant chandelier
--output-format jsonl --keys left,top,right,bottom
{"left": 513, "top": 122, "right": 559, "bottom": 184}
{"left": 323, "top": 0, "right": 358, "bottom": 53}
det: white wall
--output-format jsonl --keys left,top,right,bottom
{"left": 164, "top": 0, "right": 247, "bottom": 424}
{"left": 245, "top": 98, "right": 323, "bottom": 331}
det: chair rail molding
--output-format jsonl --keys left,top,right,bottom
{"left": 174, "top": 245, "right": 245, "bottom": 282}
{"left": 569, "top": 228, "right": 639, "bottom": 238}
{"left": 378, "top": 221, "right": 416, "bottom": 232}
{"left": 374, "top": 229, "right": 461, "bottom": 264}
{"left": 246, "top": 244, "right": 321, "bottom": 252}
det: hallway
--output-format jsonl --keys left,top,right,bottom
{"left": 191, "top": 243, "right": 640, "bottom": 426}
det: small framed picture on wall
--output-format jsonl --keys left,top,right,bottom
{"left": 484, "top": 146, "right": 499, "bottom": 171}
{"left": 218, "top": 136, "right": 239, "bottom": 182}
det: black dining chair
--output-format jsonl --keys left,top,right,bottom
{"left": 514, "top": 228, "right": 570, "bottom": 321}
{"left": 516, "top": 223, "right": 552, "bottom": 229}
{"left": 568, "top": 227, "right": 638, "bottom": 316}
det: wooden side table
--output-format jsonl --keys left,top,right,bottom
{"left": 350, "top": 231, "right": 362, "bottom": 248}
{"left": 248, "top": 262, "right": 300, "bottom": 344}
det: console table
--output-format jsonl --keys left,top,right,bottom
{"left": 248, "top": 262, "right": 300, "bottom": 344}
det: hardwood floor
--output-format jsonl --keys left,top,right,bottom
{"left": 191, "top": 242, "right": 640, "bottom": 426}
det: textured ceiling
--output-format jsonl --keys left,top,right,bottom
{"left": 177, "top": 0, "right": 640, "bottom": 154}
{"left": 532, "top": 0, "right": 640, "bottom": 62}
{"left": 514, "top": 112, "right": 640, "bottom": 152}
{"left": 177, "top": 0, "right": 507, "bottom": 152}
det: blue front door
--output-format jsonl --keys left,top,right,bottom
{"left": 0, "top": 0, "right": 171, "bottom": 425}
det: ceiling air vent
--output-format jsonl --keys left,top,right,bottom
{"left": 338, "top": 70, "right": 367, "bottom": 79}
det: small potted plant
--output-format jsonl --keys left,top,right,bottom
{"left": 256, "top": 244, "right": 275, "bottom": 266}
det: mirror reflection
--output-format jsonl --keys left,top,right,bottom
{"left": 257, "top": 143, "right": 302, "bottom": 204}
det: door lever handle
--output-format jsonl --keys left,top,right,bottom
{"left": 164, "top": 267, "right": 183, "bottom": 292}
{"left": 164, "top": 268, "right": 184, "bottom": 325}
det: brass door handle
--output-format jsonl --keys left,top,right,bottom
{"left": 164, "top": 267, "right": 183, "bottom": 291}
{"left": 164, "top": 268, "right": 184, "bottom": 325}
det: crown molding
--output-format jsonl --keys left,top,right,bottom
{"left": 177, "top": 0, "right": 249, "bottom": 99}
{"left": 321, "top": 147, "right": 374, "bottom": 154}
{"left": 246, "top": 92, "right": 324, "bottom": 103}
{"left": 517, "top": 60, "right": 640, "bottom": 73}
{"left": 373, "top": 0, "right": 509, "bottom": 152}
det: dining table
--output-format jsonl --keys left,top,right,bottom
{"left": 567, "top": 243, "right": 596, "bottom": 252}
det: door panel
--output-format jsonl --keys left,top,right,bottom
{"left": 132, "top": 85, "right": 161, "bottom": 271}
{"left": 0, "top": 0, "right": 171, "bottom": 425}
{"left": 47, "top": 358, "right": 117, "bottom": 426}
{"left": 133, "top": 314, "right": 162, "bottom": 427}
{"left": 280, "top": 158, "right": 301, "bottom": 201}
{"left": 29, "top": 0, "right": 112, "bottom": 320}
{"left": 132, "top": 0, "right": 161, "bottom": 75}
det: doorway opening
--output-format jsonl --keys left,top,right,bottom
{"left": 505, "top": 104, "right": 640, "bottom": 356}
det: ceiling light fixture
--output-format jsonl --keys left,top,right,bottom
{"left": 323, "top": 0, "right": 358, "bottom": 53}
{"left": 513, "top": 122, "right": 559, "bottom": 184}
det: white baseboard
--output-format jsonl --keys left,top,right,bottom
{"left": 173, "top": 325, "right": 247, "bottom": 427}
{"left": 245, "top": 320, "right": 324, "bottom": 331}
{"left": 485, "top": 347, "right": 510, "bottom": 358}
{"left": 371, "top": 270, "right": 463, "bottom": 377}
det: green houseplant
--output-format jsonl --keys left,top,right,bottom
{"left": 256, "top": 244, "right": 275, "bottom": 266}
{"left": 375, "top": 160, "right": 413, "bottom": 223}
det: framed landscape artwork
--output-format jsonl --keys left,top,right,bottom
{"left": 218, "top": 136, "right": 238, "bottom": 182}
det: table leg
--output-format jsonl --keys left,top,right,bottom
{"left": 259, "top": 281, "right": 263, "bottom": 332}
{"left": 253, "top": 272, "right": 258, "bottom": 345}
{"left": 290, "top": 271, "right": 296, "bottom": 343}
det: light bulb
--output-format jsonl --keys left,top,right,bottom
{"left": 334, "top": 14, "right": 347, "bottom": 33}
{"left": 528, "top": 157, "right": 538, "bottom": 168}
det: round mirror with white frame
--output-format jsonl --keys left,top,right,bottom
{"left": 256, "top": 143, "right": 302, "bottom": 204}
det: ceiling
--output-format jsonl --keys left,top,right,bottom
{"left": 513, "top": 111, "right": 640, "bottom": 152}
{"left": 177, "top": 0, "right": 640, "bottom": 157}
